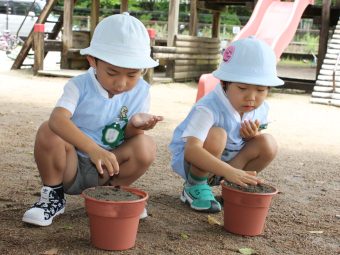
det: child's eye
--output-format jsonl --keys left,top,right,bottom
{"left": 238, "top": 86, "right": 247, "bottom": 90}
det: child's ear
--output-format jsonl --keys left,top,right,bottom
{"left": 86, "top": 55, "right": 97, "bottom": 68}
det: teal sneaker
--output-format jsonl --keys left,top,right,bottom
{"left": 180, "top": 183, "right": 221, "bottom": 213}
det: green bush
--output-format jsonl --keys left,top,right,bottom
{"left": 221, "top": 12, "right": 241, "bottom": 25}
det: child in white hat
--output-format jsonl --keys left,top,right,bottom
{"left": 23, "top": 13, "right": 163, "bottom": 226}
{"left": 169, "top": 37, "right": 284, "bottom": 213}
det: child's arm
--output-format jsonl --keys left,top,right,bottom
{"left": 184, "top": 136, "right": 260, "bottom": 187}
{"left": 49, "top": 107, "right": 119, "bottom": 176}
{"left": 124, "top": 113, "right": 163, "bottom": 138}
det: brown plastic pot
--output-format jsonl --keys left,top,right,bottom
{"left": 82, "top": 186, "right": 148, "bottom": 250}
{"left": 221, "top": 181, "right": 278, "bottom": 236}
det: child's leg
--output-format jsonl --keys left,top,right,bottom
{"left": 189, "top": 127, "right": 227, "bottom": 178}
{"left": 181, "top": 127, "right": 226, "bottom": 213}
{"left": 34, "top": 122, "right": 78, "bottom": 186}
{"left": 23, "top": 122, "right": 78, "bottom": 226}
{"left": 228, "top": 133, "right": 278, "bottom": 172}
{"left": 107, "top": 134, "right": 156, "bottom": 186}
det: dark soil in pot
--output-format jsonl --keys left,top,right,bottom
{"left": 223, "top": 180, "right": 276, "bottom": 193}
{"left": 83, "top": 186, "right": 141, "bottom": 201}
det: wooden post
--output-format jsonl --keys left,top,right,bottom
{"left": 33, "top": 24, "right": 44, "bottom": 75}
{"left": 90, "top": 0, "right": 99, "bottom": 38}
{"left": 11, "top": 0, "right": 58, "bottom": 70}
{"left": 120, "top": 0, "right": 128, "bottom": 13}
{"left": 61, "top": 0, "right": 74, "bottom": 69}
{"left": 212, "top": 11, "right": 221, "bottom": 38}
{"left": 167, "top": 0, "right": 179, "bottom": 46}
{"left": 316, "top": 0, "right": 331, "bottom": 79}
{"left": 189, "top": 0, "right": 198, "bottom": 36}
{"left": 144, "top": 28, "right": 156, "bottom": 84}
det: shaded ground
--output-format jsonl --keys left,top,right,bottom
{"left": 0, "top": 53, "right": 339, "bottom": 255}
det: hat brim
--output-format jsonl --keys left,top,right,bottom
{"left": 80, "top": 47, "right": 159, "bottom": 69}
{"left": 212, "top": 69, "right": 284, "bottom": 87}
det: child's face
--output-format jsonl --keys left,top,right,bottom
{"left": 88, "top": 56, "right": 142, "bottom": 97}
{"left": 225, "top": 82, "right": 268, "bottom": 115}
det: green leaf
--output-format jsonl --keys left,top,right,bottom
{"left": 180, "top": 233, "right": 189, "bottom": 240}
{"left": 238, "top": 247, "right": 257, "bottom": 255}
{"left": 62, "top": 225, "right": 73, "bottom": 230}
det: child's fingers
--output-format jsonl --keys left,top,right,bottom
{"left": 245, "top": 170, "right": 257, "bottom": 176}
{"left": 109, "top": 157, "right": 119, "bottom": 175}
{"left": 156, "top": 115, "right": 164, "bottom": 121}
{"left": 244, "top": 178, "right": 258, "bottom": 186}
{"left": 250, "top": 121, "right": 258, "bottom": 131}
{"left": 96, "top": 160, "right": 104, "bottom": 175}
{"left": 103, "top": 159, "right": 114, "bottom": 176}
{"left": 240, "top": 125, "right": 251, "bottom": 137}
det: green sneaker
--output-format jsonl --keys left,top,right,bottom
{"left": 180, "top": 183, "right": 221, "bottom": 213}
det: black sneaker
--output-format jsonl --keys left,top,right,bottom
{"left": 22, "top": 186, "right": 66, "bottom": 226}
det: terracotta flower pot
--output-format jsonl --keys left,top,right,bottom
{"left": 82, "top": 186, "right": 148, "bottom": 250}
{"left": 221, "top": 181, "right": 278, "bottom": 236}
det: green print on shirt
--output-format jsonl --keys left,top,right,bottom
{"left": 101, "top": 106, "right": 128, "bottom": 148}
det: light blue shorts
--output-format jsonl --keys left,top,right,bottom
{"left": 184, "top": 148, "right": 239, "bottom": 185}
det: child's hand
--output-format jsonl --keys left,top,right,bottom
{"left": 130, "top": 113, "right": 164, "bottom": 130}
{"left": 240, "top": 119, "right": 260, "bottom": 141}
{"left": 224, "top": 168, "right": 263, "bottom": 187}
{"left": 88, "top": 146, "right": 119, "bottom": 176}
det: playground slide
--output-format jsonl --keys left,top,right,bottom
{"left": 233, "top": 0, "right": 315, "bottom": 59}
{"left": 196, "top": 0, "right": 314, "bottom": 102}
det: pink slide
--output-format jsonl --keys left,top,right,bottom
{"left": 196, "top": 0, "right": 314, "bottom": 102}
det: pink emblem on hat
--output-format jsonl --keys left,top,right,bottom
{"left": 223, "top": 45, "right": 235, "bottom": 63}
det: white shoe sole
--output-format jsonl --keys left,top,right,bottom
{"left": 139, "top": 208, "right": 148, "bottom": 220}
{"left": 180, "top": 190, "right": 210, "bottom": 211}
{"left": 22, "top": 207, "right": 65, "bottom": 227}
{"left": 181, "top": 190, "right": 221, "bottom": 212}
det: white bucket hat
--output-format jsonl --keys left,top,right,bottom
{"left": 212, "top": 37, "right": 284, "bottom": 86}
{"left": 80, "top": 13, "right": 158, "bottom": 69}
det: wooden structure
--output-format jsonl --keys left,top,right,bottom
{"left": 10, "top": 0, "right": 340, "bottom": 86}
{"left": 153, "top": 35, "right": 220, "bottom": 81}
{"left": 311, "top": 16, "right": 340, "bottom": 107}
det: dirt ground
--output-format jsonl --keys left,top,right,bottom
{"left": 0, "top": 52, "right": 339, "bottom": 255}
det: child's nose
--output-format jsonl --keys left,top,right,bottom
{"left": 246, "top": 91, "right": 256, "bottom": 101}
{"left": 115, "top": 77, "right": 127, "bottom": 91}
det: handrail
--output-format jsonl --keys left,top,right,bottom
{"left": 333, "top": 52, "right": 340, "bottom": 93}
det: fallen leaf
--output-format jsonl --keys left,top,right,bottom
{"left": 40, "top": 248, "right": 58, "bottom": 255}
{"left": 207, "top": 215, "right": 221, "bottom": 226}
{"left": 180, "top": 233, "right": 189, "bottom": 240}
{"left": 238, "top": 247, "right": 257, "bottom": 255}
{"left": 308, "top": 230, "right": 323, "bottom": 234}
{"left": 62, "top": 225, "right": 73, "bottom": 230}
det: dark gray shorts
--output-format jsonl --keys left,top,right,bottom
{"left": 64, "top": 155, "right": 99, "bottom": 195}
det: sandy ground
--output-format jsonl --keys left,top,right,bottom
{"left": 0, "top": 51, "right": 339, "bottom": 255}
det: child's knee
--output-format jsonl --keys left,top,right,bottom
{"left": 134, "top": 134, "right": 156, "bottom": 165}
{"left": 204, "top": 127, "right": 227, "bottom": 156}
{"left": 35, "top": 122, "right": 55, "bottom": 147}
{"left": 258, "top": 134, "right": 278, "bottom": 159}
{"left": 35, "top": 122, "right": 67, "bottom": 150}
